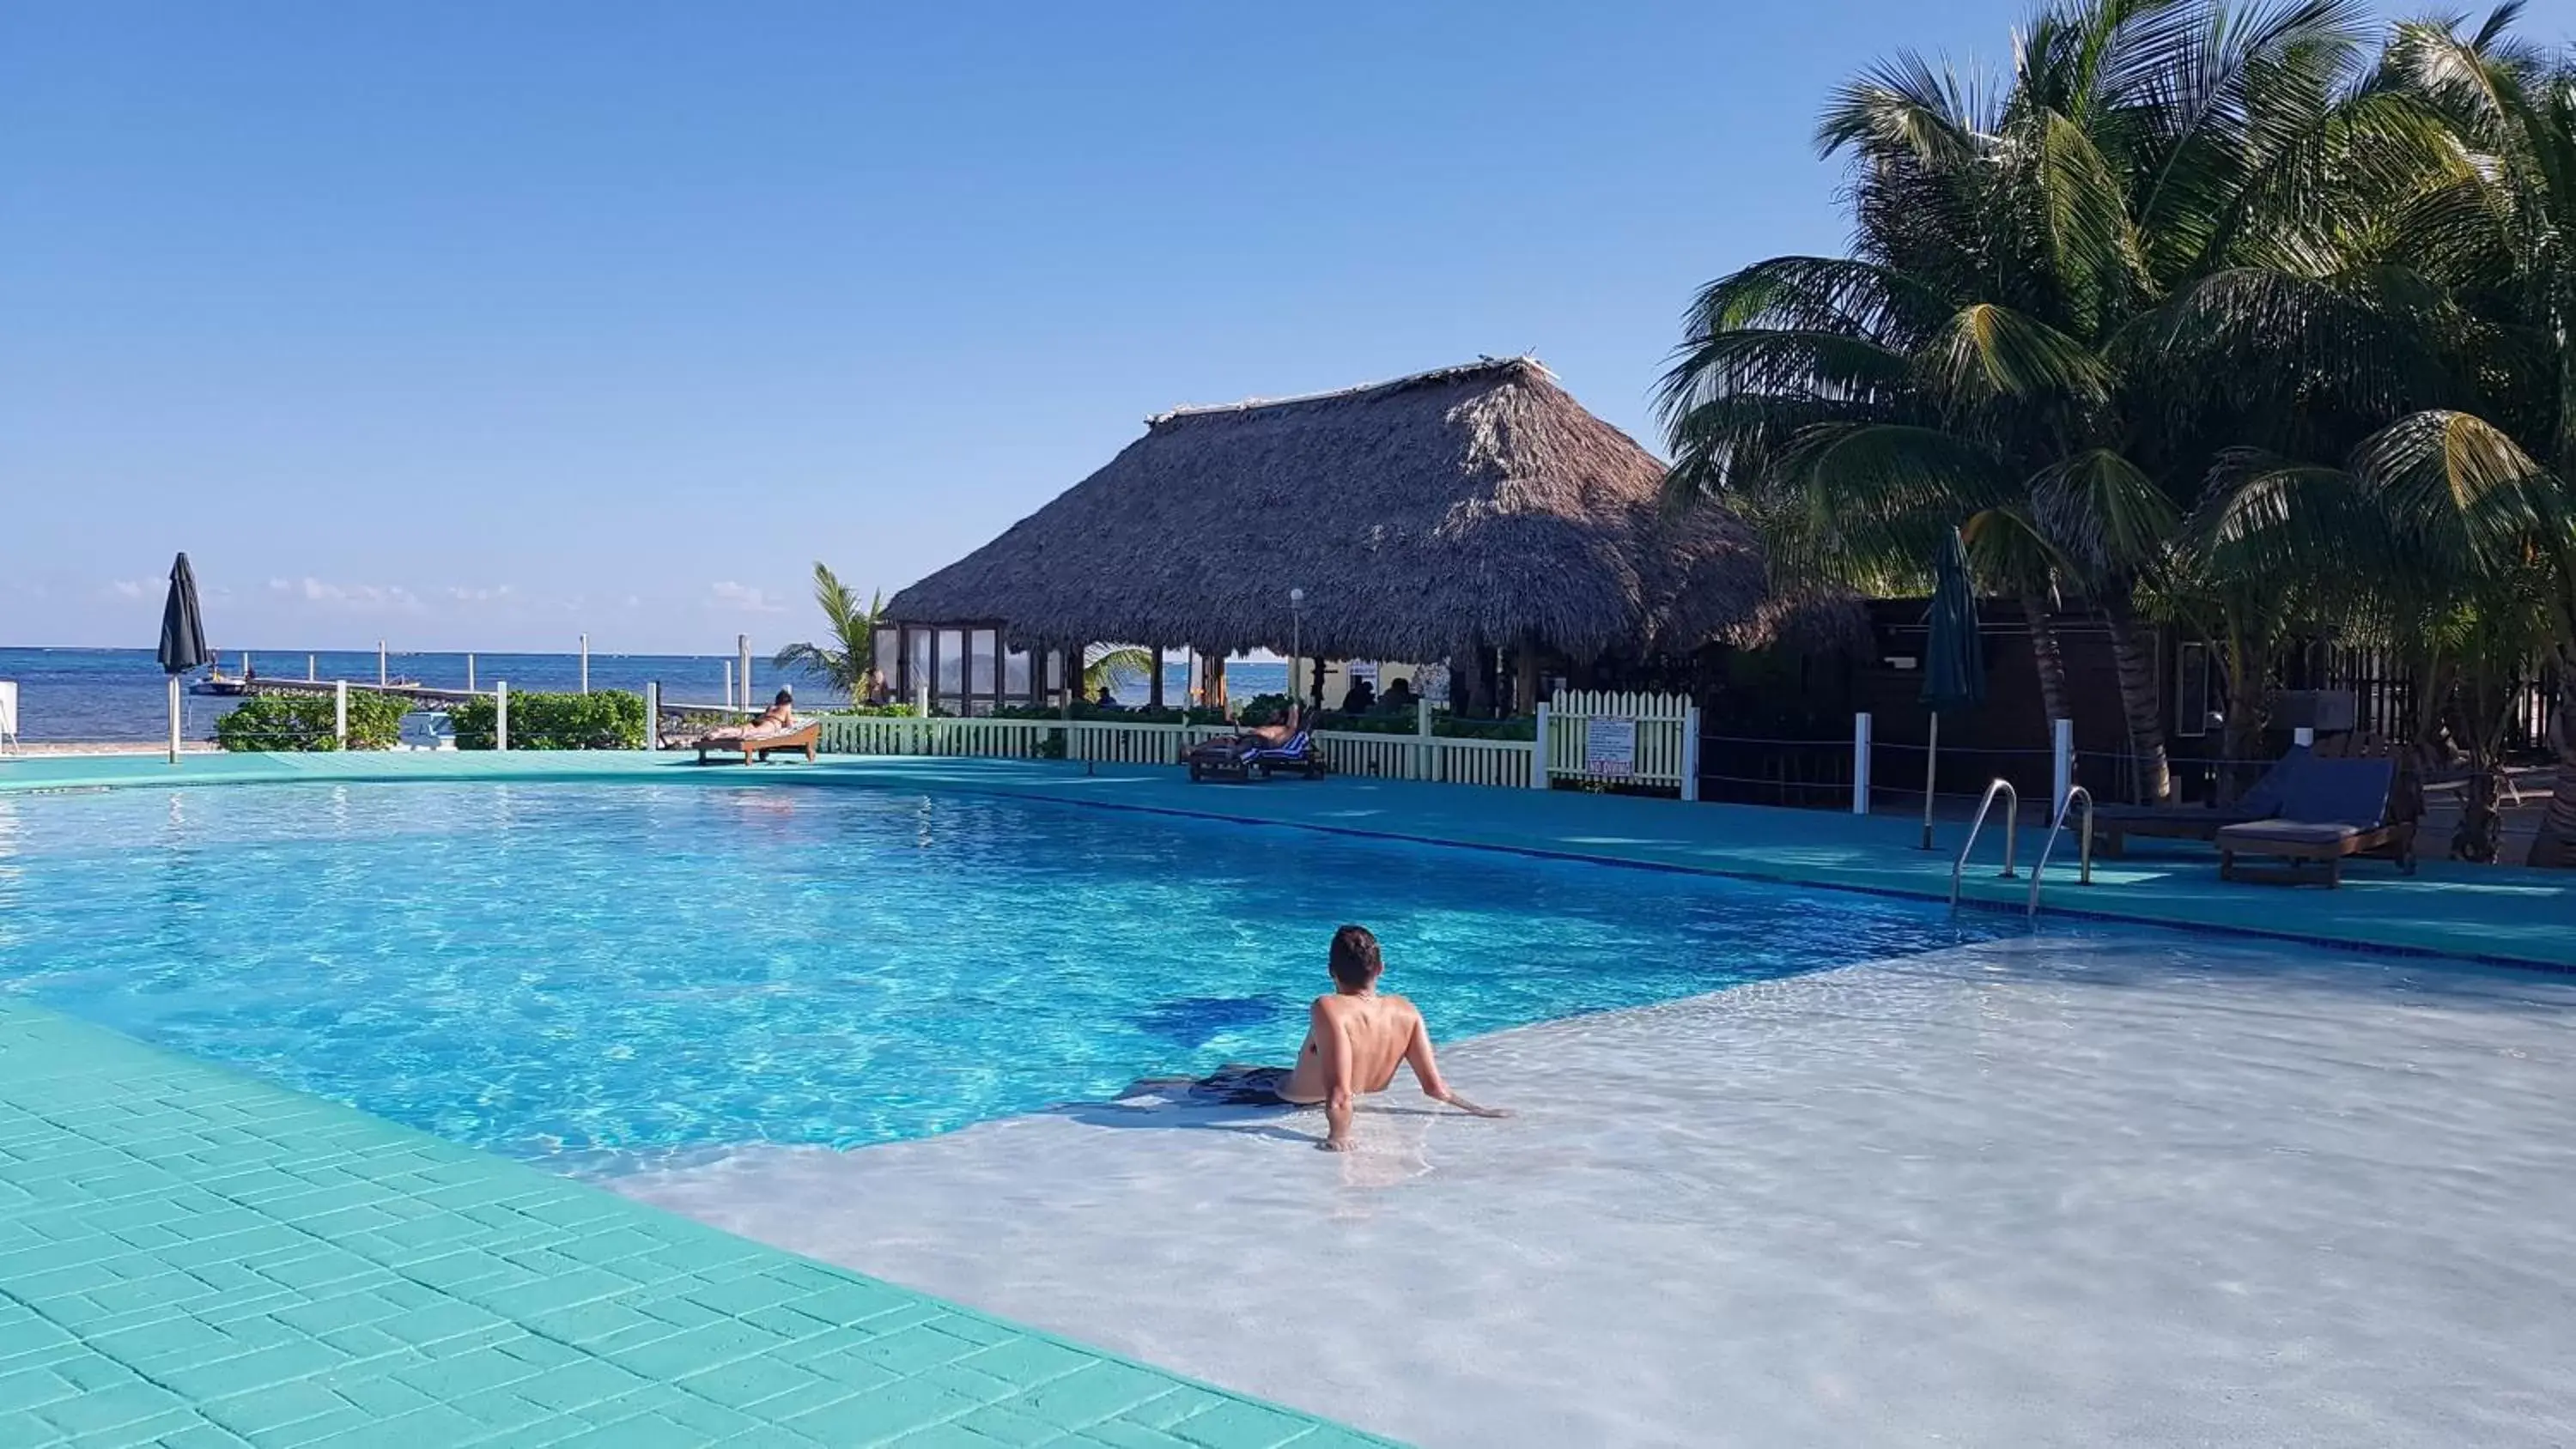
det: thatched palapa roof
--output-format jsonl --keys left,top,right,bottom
{"left": 886, "top": 358, "right": 1777, "bottom": 662}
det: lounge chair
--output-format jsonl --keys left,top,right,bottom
{"left": 695, "top": 721, "right": 819, "bottom": 765}
{"left": 1188, "top": 728, "right": 1326, "bottom": 782}
{"left": 2093, "top": 745, "right": 2308, "bottom": 857}
{"left": 2216, "top": 756, "right": 2419, "bottom": 888}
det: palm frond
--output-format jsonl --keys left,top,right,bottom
{"left": 2029, "top": 447, "right": 2178, "bottom": 577}
{"left": 1818, "top": 52, "right": 1998, "bottom": 166}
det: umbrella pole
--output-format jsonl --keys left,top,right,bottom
{"left": 167, "top": 676, "right": 181, "bottom": 766}
{"left": 1918, "top": 712, "right": 1938, "bottom": 850}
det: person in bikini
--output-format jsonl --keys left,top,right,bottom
{"left": 701, "top": 688, "right": 795, "bottom": 743}
{"left": 1196, "top": 924, "right": 1507, "bottom": 1151}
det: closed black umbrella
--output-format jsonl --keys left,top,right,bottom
{"left": 158, "top": 553, "right": 210, "bottom": 763}
{"left": 1918, "top": 528, "right": 1984, "bottom": 847}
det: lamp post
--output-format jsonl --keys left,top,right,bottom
{"left": 1289, "top": 587, "right": 1305, "bottom": 706}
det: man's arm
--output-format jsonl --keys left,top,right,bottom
{"left": 1315, "top": 1000, "right": 1357, "bottom": 1151}
{"left": 1405, "top": 1012, "right": 1509, "bottom": 1119}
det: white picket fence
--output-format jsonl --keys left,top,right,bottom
{"left": 1540, "top": 690, "right": 1699, "bottom": 798}
{"left": 817, "top": 715, "right": 1056, "bottom": 759}
{"left": 812, "top": 693, "right": 1696, "bottom": 797}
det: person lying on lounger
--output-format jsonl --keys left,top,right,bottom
{"left": 1218, "top": 704, "right": 1301, "bottom": 754}
{"left": 1152, "top": 925, "right": 1507, "bottom": 1151}
{"left": 700, "top": 688, "right": 795, "bottom": 742}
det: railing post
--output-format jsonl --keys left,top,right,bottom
{"left": 722, "top": 660, "right": 734, "bottom": 713}
{"left": 334, "top": 680, "right": 348, "bottom": 748}
{"left": 2050, "top": 717, "right": 2074, "bottom": 813}
{"left": 1680, "top": 702, "right": 1701, "bottom": 803}
{"left": 644, "top": 682, "right": 659, "bottom": 751}
{"left": 1416, "top": 697, "right": 1432, "bottom": 781}
{"left": 1852, "top": 712, "right": 1872, "bottom": 815}
{"left": 496, "top": 682, "right": 509, "bottom": 752}
{"left": 580, "top": 634, "right": 590, "bottom": 694}
{"left": 467, "top": 652, "right": 476, "bottom": 692}
{"left": 1529, "top": 704, "right": 1551, "bottom": 790}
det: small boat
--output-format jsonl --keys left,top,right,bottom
{"left": 188, "top": 670, "right": 249, "bottom": 697}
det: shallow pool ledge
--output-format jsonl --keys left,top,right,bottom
{"left": 0, "top": 996, "right": 1391, "bottom": 1448}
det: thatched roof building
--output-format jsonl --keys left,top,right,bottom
{"left": 885, "top": 358, "right": 1783, "bottom": 706}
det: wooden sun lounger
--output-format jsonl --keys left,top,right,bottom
{"left": 1187, "top": 730, "right": 1326, "bottom": 782}
{"left": 2093, "top": 745, "right": 2307, "bottom": 857}
{"left": 2216, "top": 757, "right": 2419, "bottom": 888}
{"left": 695, "top": 721, "right": 819, "bottom": 765}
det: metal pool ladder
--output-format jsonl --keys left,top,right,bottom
{"left": 1947, "top": 778, "right": 2019, "bottom": 910}
{"left": 2026, "top": 785, "right": 2095, "bottom": 919}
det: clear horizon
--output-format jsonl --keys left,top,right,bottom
{"left": 7, "top": 1, "right": 2569, "bottom": 653}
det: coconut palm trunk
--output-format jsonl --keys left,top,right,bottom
{"left": 2022, "top": 596, "right": 2074, "bottom": 731}
{"left": 2102, "top": 594, "right": 2173, "bottom": 803}
{"left": 2530, "top": 647, "right": 2576, "bottom": 867}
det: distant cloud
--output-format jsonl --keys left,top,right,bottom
{"left": 268, "top": 576, "right": 424, "bottom": 614}
{"left": 443, "top": 585, "right": 517, "bottom": 603}
{"left": 708, "top": 581, "right": 786, "bottom": 614}
{"left": 104, "top": 579, "right": 156, "bottom": 600}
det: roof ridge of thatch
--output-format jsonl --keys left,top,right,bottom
{"left": 890, "top": 358, "right": 1810, "bottom": 662}
{"left": 1147, "top": 355, "right": 1551, "bottom": 426}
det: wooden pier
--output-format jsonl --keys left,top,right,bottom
{"left": 204, "top": 677, "right": 487, "bottom": 709}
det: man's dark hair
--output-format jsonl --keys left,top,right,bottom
{"left": 1328, "top": 925, "right": 1383, "bottom": 990}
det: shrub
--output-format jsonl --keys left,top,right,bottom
{"left": 1234, "top": 693, "right": 1295, "bottom": 727}
{"left": 1312, "top": 710, "right": 1414, "bottom": 736}
{"left": 451, "top": 690, "right": 644, "bottom": 750}
{"left": 1437, "top": 713, "right": 1535, "bottom": 742}
{"left": 212, "top": 691, "right": 407, "bottom": 752}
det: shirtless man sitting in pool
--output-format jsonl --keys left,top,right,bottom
{"left": 1251, "top": 924, "right": 1508, "bottom": 1151}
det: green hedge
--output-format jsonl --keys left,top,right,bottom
{"left": 212, "top": 691, "right": 408, "bottom": 752}
{"left": 451, "top": 690, "right": 644, "bottom": 750}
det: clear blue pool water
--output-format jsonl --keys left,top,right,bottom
{"left": 0, "top": 780, "right": 2011, "bottom": 1162}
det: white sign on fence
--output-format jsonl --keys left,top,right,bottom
{"left": 1584, "top": 716, "right": 1637, "bottom": 777}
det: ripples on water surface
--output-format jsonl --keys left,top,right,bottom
{"left": 0, "top": 781, "right": 2009, "bottom": 1161}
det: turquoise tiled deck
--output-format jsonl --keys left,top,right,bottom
{"left": 0, "top": 998, "right": 1385, "bottom": 1448}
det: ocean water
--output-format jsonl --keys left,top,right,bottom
{"left": 0, "top": 647, "right": 791, "bottom": 743}
{"left": 0, "top": 779, "right": 2007, "bottom": 1164}
{"left": 0, "top": 647, "right": 1294, "bottom": 743}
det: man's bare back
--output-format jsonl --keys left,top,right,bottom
{"left": 1278, "top": 925, "right": 1506, "bottom": 1151}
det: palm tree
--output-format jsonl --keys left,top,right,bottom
{"left": 771, "top": 562, "right": 884, "bottom": 702}
{"left": 2207, "top": 8, "right": 2576, "bottom": 864}
{"left": 1661, "top": 0, "right": 2439, "bottom": 805}
{"left": 2373, "top": 8, "right": 2576, "bottom": 864}
{"left": 1082, "top": 645, "right": 1159, "bottom": 702}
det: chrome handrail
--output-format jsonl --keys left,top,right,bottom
{"left": 1947, "top": 778, "right": 2020, "bottom": 909}
{"left": 2026, "top": 785, "right": 2095, "bottom": 919}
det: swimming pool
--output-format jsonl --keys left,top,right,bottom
{"left": 0, "top": 779, "right": 2013, "bottom": 1166}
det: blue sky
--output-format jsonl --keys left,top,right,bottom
{"left": 5, "top": 2, "right": 2571, "bottom": 652}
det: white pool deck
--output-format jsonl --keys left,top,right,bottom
{"left": 615, "top": 935, "right": 2576, "bottom": 1448}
